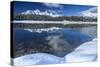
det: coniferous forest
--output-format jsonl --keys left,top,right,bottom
{"left": 13, "top": 14, "right": 97, "bottom": 22}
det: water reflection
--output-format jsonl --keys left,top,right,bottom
{"left": 13, "top": 26, "right": 97, "bottom": 58}
{"left": 67, "top": 26, "right": 97, "bottom": 38}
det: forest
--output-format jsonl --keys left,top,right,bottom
{"left": 13, "top": 14, "right": 97, "bottom": 22}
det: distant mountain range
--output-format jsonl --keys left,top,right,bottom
{"left": 21, "top": 9, "right": 62, "bottom": 17}
{"left": 13, "top": 8, "right": 97, "bottom": 22}
{"left": 20, "top": 7, "right": 97, "bottom": 18}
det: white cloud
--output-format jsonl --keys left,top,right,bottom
{"left": 21, "top": 9, "right": 62, "bottom": 17}
{"left": 80, "top": 7, "right": 97, "bottom": 18}
{"left": 43, "top": 3, "right": 63, "bottom": 9}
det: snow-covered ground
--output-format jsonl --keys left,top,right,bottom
{"left": 65, "top": 38, "right": 97, "bottom": 62}
{"left": 13, "top": 21, "right": 97, "bottom": 25}
{"left": 13, "top": 38, "right": 97, "bottom": 66}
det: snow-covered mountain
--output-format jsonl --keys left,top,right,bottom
{"left": 21, "top": 9, "right": 62, "bottom": 17}
{"left": 20, "top": 7, "right": 97, "bottom": 19}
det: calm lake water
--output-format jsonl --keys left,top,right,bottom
{"left": 13, "top": 26, "right": 97, "bottom": 58}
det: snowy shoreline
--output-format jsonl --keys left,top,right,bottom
{"left": 13, "top": 20, "right": 97, "bottom": 25}
{"left": 13, "top": 38, "right": 97, "bottom": 66}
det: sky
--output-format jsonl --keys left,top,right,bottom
{"left": 12, "top": 1, "right": 97, "bottom": 16}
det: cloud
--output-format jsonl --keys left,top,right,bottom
{"left": 46, "top": 35, "right": 72, "bottom": 57}
{"left": 80, "top": 7, "right": 97, "bottom": 18}
{"left": 21, "top": 9, "right": 62, "bottom": 17}
{"left": 43, "top": 3, "right": 63, "bottom": 9}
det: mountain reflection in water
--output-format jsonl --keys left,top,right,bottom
{"left": 13, "top": 26, "right": 97, "bottom": 58}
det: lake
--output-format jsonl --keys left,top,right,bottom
{"left": 13, "top": 25, "right": 97, "bottom": 58}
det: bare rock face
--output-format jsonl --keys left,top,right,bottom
{"left": 47, "top": 35, "right": 74, "bottom": 57}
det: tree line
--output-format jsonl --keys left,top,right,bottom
{"left": 13, "top": 14, "right": 97, "bottom": 22}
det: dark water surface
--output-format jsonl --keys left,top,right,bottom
{"left": 13, "top": 26, "right": 97, "bottom": 58}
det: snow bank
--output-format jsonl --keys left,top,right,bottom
{"left": 13, "top": 38, "right": 97, "bottom": 66}
{"left": 65, "top": 38, "right": 97, "bottom": 62}
{"left": 14, "top": 53, "right": 64, "bottom": 66}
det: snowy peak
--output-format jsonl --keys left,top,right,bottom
{"left": 21, "top": 10, "right": 39, "bottom": 15}
{"left": 21, "top": 9, "right": 62, "bottom": 17}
